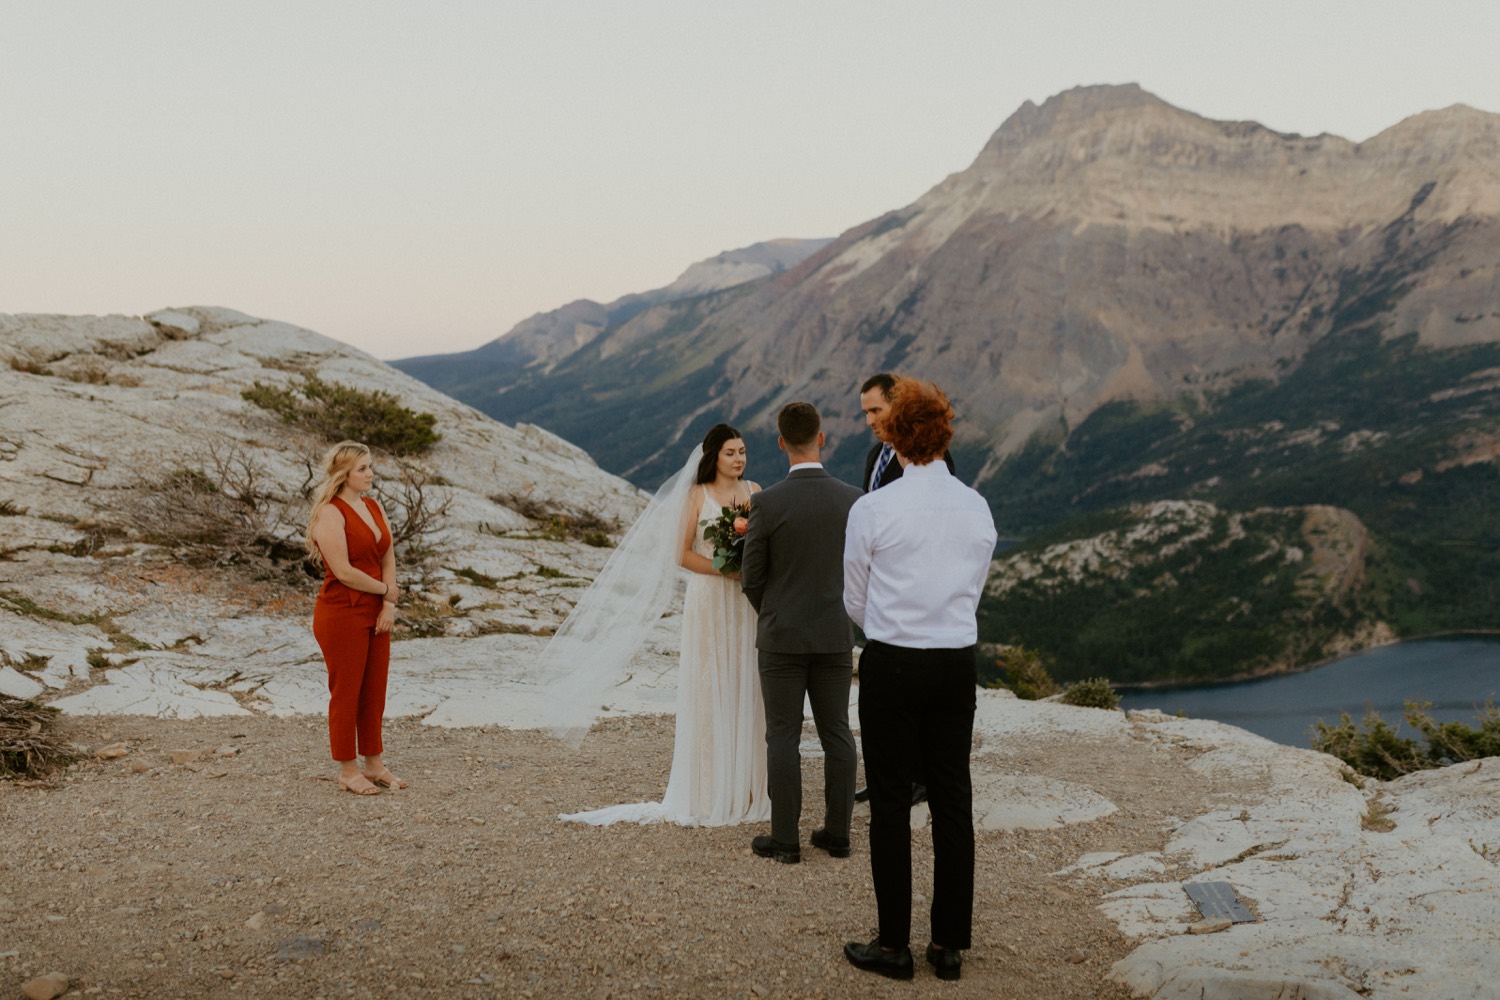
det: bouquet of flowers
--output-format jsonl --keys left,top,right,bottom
{"left": 700, "top": 502, "right": 750, "bottom": 575}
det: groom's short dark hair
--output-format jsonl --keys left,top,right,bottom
{"left": 777, "top": 401, "right": 821, "bottom": 447}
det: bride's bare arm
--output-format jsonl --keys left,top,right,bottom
{"left": 679, "top": 485, "right": 721, "bottom": 575}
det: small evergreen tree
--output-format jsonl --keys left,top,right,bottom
{"left": 991, "top": 646, "right": 1059, "bottom": 700}
{"left": 243, "top": 374, "right": 440, "bottom": 455}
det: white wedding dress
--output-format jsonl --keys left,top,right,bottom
{"left": 559, "top": 488, "right": 771, "bottom": 827}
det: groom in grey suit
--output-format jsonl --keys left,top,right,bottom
{"left": 741, "top": 401, "right": 863, "bottom": 864}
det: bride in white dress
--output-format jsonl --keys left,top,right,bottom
{"left": 531, "top": 423, "right": 771, "bottom": 827}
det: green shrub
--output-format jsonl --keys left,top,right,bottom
{"left": 990, "top": 646, "right": 1058, "bottom": 700}
{"left": 1311, "top": 710, "right": 1425, "bottom": 780}
{"left": 391, "top": 595, "right": 456, "bottom": 640}
{"left": 454, "top": 567, "right": 501, "bottom": 589}
{"left": 491, "top": 491, "right": 618, "bottom": 547}
{"left": 243, "top": 374, "right": 440, "bottom": 455}
{"left": 1406, "top": 700, "right": 1500, "bottom": 762}
{"left": 1310, "top": 700, "right": 1500, "bottom": 780}
{"left": 1060, "top": 677, "right": 1121, "bottom": 710}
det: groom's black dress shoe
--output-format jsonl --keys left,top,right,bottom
{"left": 750, "top": 835, "right": 800, "bottom": 864}
{"left": 843, "top": 939, "right": 914, "bottom": 980}
{"left": 810, "top": 828, "right": 850, "bottom": 858}
{"left": 925, "top": 944, "right": 962, "bottom": 981}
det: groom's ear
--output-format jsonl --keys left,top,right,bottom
{"left": 817, "top": 431, "right": 825, "bottom": 449}
{"left": 777, "top": 436, "right": 788, "bottom": 453}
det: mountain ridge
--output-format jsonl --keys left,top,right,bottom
{"left": 395, "top": 86, "right": 1500, "bottom": 488}
{"left": 392, "top": 84, "right": 1500, "bottom": 676}
{"left": 396, "top": 237, "right": 831, "bottom": 383}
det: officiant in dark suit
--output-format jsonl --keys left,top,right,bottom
{"left": 842, "top": 379, "right": 996, "bottom": 982}
{"left": 860, "top": 372, "right": 955, "bottom": 492}
{"left": 740, "top": 401, "right": 863, "bottom": 865}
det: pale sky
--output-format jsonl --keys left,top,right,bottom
{"left": 3, "top": 1, "right": 1498, "bottom": 360}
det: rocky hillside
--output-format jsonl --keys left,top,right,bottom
{"left": 0, "top": 307, "right": 655, "bottom": 720}
{"left": 980, "top": 500, "right": 1391, "bottom": 686}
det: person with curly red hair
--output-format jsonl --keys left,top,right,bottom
{"left": 841, "top": 380, "right": 996, "bottom": 982}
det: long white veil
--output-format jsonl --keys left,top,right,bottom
{"left": 522, "top": 446, "right": 701, "bottom": 747}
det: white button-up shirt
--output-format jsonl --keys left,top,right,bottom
{"left": 843, "top": 461, "right": 997, "bottom": 649}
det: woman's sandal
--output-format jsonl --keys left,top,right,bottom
{"left": 339, "top": 774, "right": 381, "bottom": 796}
{"left": 365, "top": 769, "right": 407, "bottom": 790}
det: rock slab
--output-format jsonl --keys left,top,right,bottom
{"left": 22, "top": 973, "right": 70, "bottom": 1000}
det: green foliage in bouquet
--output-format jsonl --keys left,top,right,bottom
{"left": 700, "top": 502, "right": 749, "bottom": 575}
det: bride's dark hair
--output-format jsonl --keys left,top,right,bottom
{"left": 695, "top": 423, "right": 743, "bottom": 484}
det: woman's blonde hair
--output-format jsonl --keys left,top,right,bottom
{"left": 306, "top": 441, "right": 372, "bottom": 566}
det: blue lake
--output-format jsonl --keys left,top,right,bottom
{"left": 1117, "top": 637, "right": 1500, "bottom": 748}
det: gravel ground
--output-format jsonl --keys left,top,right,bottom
{"left": 0, "top": 710, "right": 1240, "bottom": 999}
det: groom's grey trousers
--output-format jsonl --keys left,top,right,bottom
{"left": 757, "top": 650, "right": 857, "bottom": 845}
{"left": 741, "top": 465, "right": 864, "bottom": 848}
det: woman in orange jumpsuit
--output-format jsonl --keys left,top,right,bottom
{"left": 307, "top": 441, "right": 406, "bottom": 795}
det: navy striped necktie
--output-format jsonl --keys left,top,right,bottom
{"left": 870, "top": 443, "right": 894, "bottom": 490}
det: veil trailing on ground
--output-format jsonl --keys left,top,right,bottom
{"left": 523, "top": 446, "right": 701, "bottom": 747}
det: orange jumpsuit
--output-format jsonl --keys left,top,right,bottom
{"left": 312, "top": 495, "right": 392, "bottom": 761}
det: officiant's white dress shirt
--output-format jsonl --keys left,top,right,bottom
{"left": 843, "top": 461, "right": 996, "bottom": 649}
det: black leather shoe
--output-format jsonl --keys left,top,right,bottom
{"left": 844, "top": 939, "right": 914, "bottom": 980}
{"left": 810, "top": 828, "right": 850, "bottom": 858}
{"left": 854, "top": 786, "right": 871, "bottom": 803}
{"left": 925, "top": 944, "right": 962, "bottom": 981}
{"left": 750, "top": 835, "right": 800, "bottom": 864}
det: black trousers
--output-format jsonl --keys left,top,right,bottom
{"left": 857, "top": 640, "right": 976, "bottom": 951}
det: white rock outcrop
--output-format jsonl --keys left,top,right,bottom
{"left": 0, "top": 306, "right": 648, "bottom": 723}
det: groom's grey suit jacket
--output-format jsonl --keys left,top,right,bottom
{"left": 740, "top": 467, "right": 863, "bottom": 654}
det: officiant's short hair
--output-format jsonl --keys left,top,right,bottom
{"left": 777, "top": 401, "right": 821, "bottom": 447}
{"left": 882, "top": 380, "right": 954, "bottom": 464}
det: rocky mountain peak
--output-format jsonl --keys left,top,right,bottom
{"left": 1371, "top": 102, "right": 1500, "bottom": 147}
{"left": 1358, "top": 104, "right": 1500, "bottom": 217}
{"left": 981, "top": 82, "right": 1179, "bottom": 151}
{"left": 821, "top": 84, "right": 1500, "bottom": 277}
